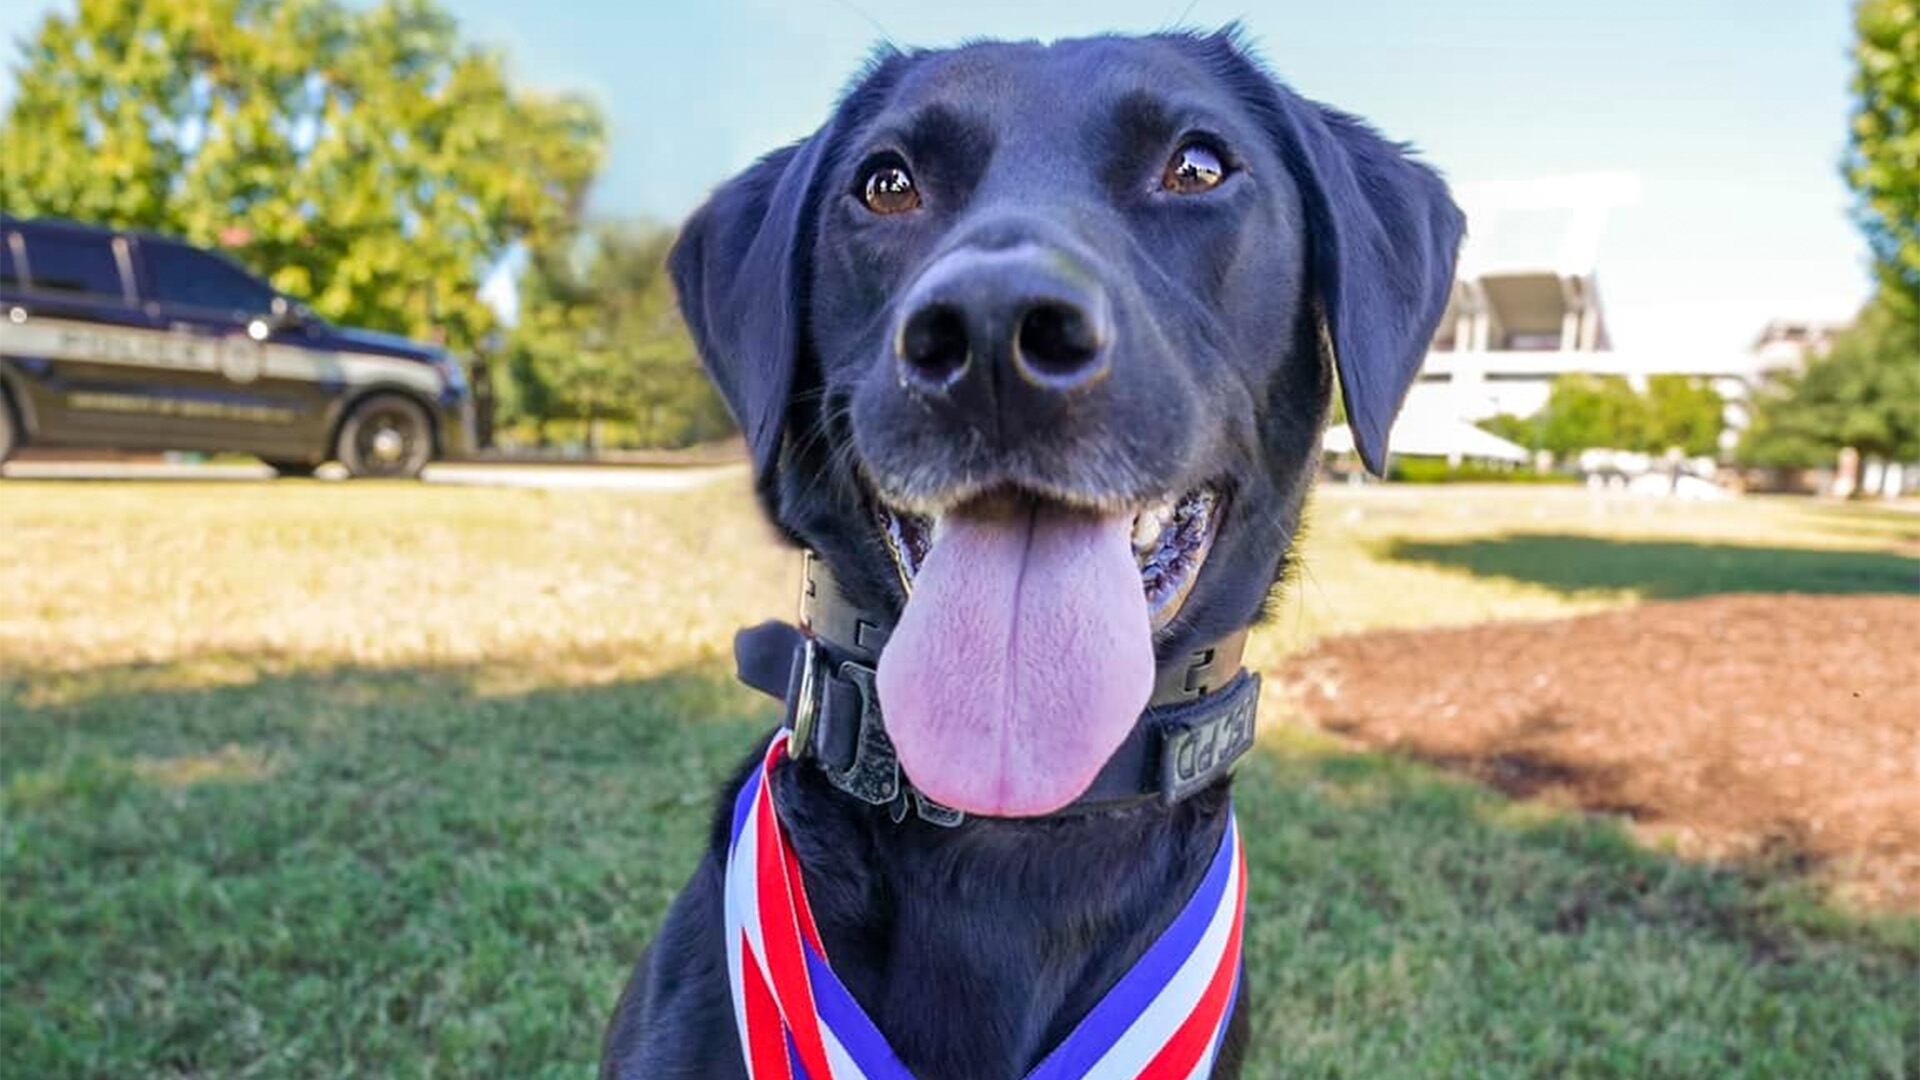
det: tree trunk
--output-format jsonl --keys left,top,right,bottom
{"left": 1834, "top": 446, "right": 1861, "bottom": 499}
{"left": 471, "top": 354, "right": 494, "bottom": 450}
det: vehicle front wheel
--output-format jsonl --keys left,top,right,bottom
{"left": 335, "top": 394, "right": 433, "bottom": 480}
{"left": 263, "top": 459, "right": 318, "bottom": 478}
{"left": 0, "top": 396, "right": 16, "bottom": 468}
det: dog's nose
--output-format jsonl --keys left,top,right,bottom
{"left": 893, "top": 245, "right": 1112, "bottom": 429}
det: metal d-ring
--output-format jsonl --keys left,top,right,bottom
{"left": 786, "top": 637, "right": 821, "bottom": 757}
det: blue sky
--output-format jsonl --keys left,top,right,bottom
{"left": 2, "top": 1, "right": 1868, "bottom": 354}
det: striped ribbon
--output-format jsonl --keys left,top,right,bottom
{"left": 724, "top": 731, "right": 1246, "bottom": 1080}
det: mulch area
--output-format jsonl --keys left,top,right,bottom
{"left": 1276, "top": 595, "right": 1920, "bottom": 912}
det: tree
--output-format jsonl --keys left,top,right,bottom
{"left": 1477, "top": 412, "right": 1541, "bottom": 450}
{"left": 1536, "top": 375, "right": 1650, "bottom": 457}
{"left": 1642, "top": 375, "right": 1725, "bottom": 457}
{"left": 501, "top": 221, "right": 731, "bottom": 449}
{"left": 1737, "top": 369, "right": 1838, "bottom": 471}
{"left": 1738, "top": 298, "right": 1920, "bottom": 472}
{"left": 1, "top": 0, "right": 603, "bottom": 378}
{"left": 1849, "top": 0, "right": 1920, "bottom": 316}
{"left": 1771, "top": 2, "right": 1920, "bottom": 493}
{"left": 1482, "top": 377, "right": 1724, "bottom": 461}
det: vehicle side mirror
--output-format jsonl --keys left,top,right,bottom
{"left": 250, "top": 297, "right": 314, "bottom": 341}
{"left": 271, "top": 295, "right": 314, "bottom": 327}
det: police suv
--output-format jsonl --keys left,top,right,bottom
{"left": 0, "top": 216, "right": 472, "bottom": 478}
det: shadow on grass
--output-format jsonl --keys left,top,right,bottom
{"left": 0, "top": 658, "right": 777, "bottom": 1078}
{"left": 3, "top": 659, "right": 1916, "bottom": 1077}
{"left": 1384, "top": 533, "right": 1919, "bottom": 598}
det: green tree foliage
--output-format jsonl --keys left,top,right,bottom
{"left": 1849, "top": 0, "right": 1920, "bottom": 316}
{"left": 1537, "top": 375, "right": 1647, "bottom": 456}
{"left": 1523, "top": 374, "right": 1723, "bottom": 458}
{"left": 0, "top": 0, "right": 603, "bottom": 367}
{"left": 1642, "top": 375, "right": 1726, "bottom": 457}
{"left": 1759, "top": 2, "right": 1920, "bottom": 484}
{"left": 1738, "top": 298, "right": 1920, "bottom": 469}
{"left": 500, "top": 221, "right": 730, "bottom": 449}
{"left": 1736, "top": 372, "right": 1837, "bottom": 471}
{"left": 1477, "top": 411, "right": 1542, "bottom": 450}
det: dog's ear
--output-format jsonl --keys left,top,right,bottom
{"left": 1281, "top": 104, "right": 1463, "bottom": 475}
{"left": 670, "top": 127, "right": 839, "bottom": 495}
{"left": 1228, "top": 46, "right": 1464, "bottom": 475}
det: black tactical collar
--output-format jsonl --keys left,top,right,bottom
{"left": 731, "top": 554, "right": 1260, "bottom": 826}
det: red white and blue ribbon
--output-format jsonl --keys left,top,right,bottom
{"left": 724, "top": 731, "right": 1246, "bottom": 1080}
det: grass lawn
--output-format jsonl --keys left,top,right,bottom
{"left": 2, "top": 477, "right": 1916, "bottom": 1078}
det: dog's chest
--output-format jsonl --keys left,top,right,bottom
{"left": 782, "top": 778, "right": 1232, "bottom": 1077}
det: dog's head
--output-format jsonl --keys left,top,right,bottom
{"left": 675, "top": 30, "right": 1462, "bottom": 817}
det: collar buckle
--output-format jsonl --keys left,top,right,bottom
{"left": 787, "top": 642, "right": 966, "bottom": 827}
{"left": 831, "top": 661, "right": 967, "bottom": 827}
{"left": 816, "top": 660, "right": 902, "bottom": 808}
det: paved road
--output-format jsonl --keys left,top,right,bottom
{"left": 0, "top": 459, "right": 747, "bottom": 492}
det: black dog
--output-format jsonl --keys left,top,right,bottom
{"left": 603, "top": 29, "right": 1461, "bottom": 1079}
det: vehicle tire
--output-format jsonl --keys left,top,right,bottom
{"left": 263, "top": 459, "right": 318, "bottom": 478}
{"left": 0, "top": 394, "right": 16, "bottom": 469}
{"left": 335, "top": 394, "right": 433, "bottom": 480}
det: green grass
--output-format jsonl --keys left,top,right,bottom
{"left": 1383, "top": 534, "right": 1919, "bottom": 597}
{"left": 3, "top": 478, "right": 1916, "bottom": 1077}
{"left": 4, "top": 663, "right": 760, "bottom": 1077}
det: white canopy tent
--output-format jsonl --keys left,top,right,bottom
{"left": 1323, "top": 402, "right": 1530, "bottom": 465}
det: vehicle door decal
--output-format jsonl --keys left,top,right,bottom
{"left": 0, "top": 316, "right": 442, "bottom": 398}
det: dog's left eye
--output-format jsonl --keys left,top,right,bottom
{"left": 1162, "top": 141, "right": 1228, "bottom": 195}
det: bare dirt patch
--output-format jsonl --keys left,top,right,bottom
{"left": 1277, "top": 594, "right": 1920, "bottom": 911}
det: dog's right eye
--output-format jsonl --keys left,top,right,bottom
{"left": 859, "top": 158, "right": 921, "bottom": 215}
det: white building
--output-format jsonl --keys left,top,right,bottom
{"left": 1750, "top": 319, "right": 1847, "bottom": 373}
{"left": 1405, "top": 174, "right": 1759, "bottom": 428}
{"left": 1329, "top": 174, "right": 1860, "bottom": 465}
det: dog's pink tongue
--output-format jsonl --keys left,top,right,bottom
{"left": 876, "top": 500, "right": 1154, "bottom": 817}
